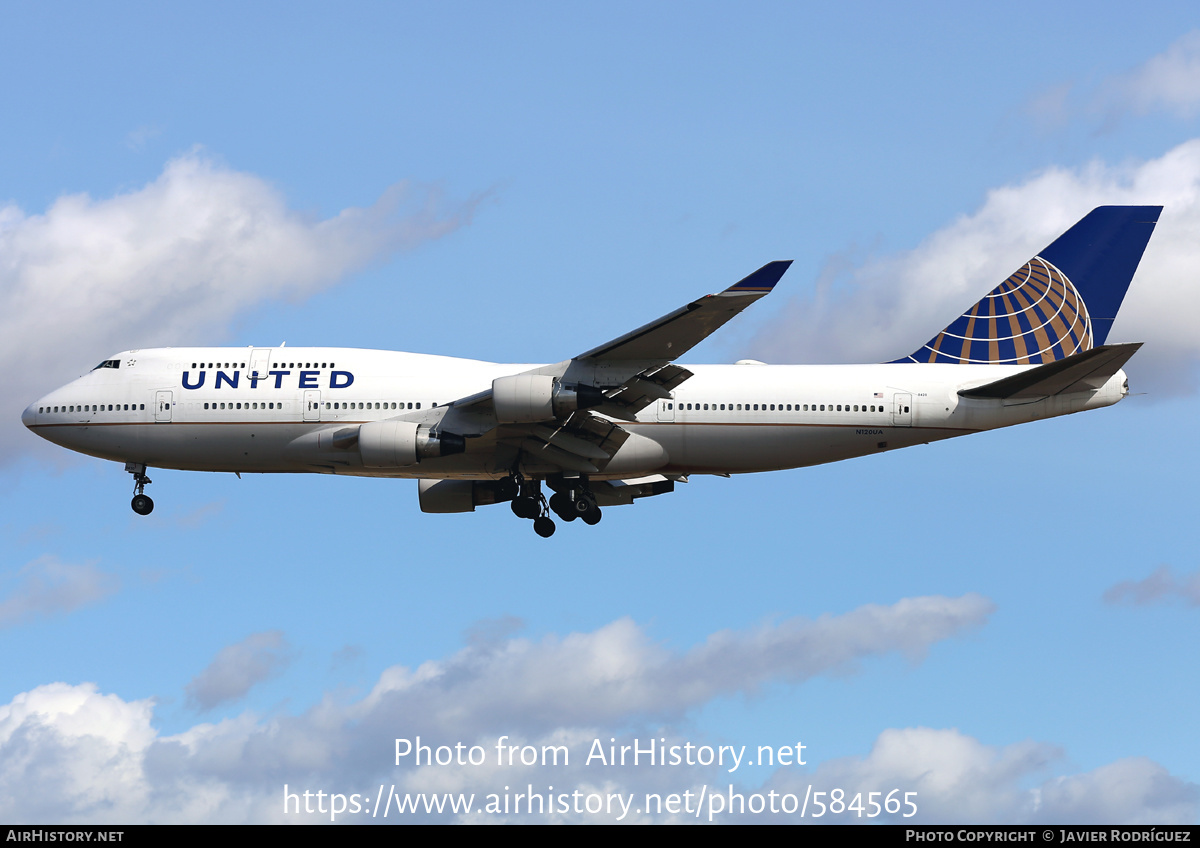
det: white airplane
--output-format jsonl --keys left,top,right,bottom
{"left": 23, "top": 206, "right": 1160, "bottom": 537}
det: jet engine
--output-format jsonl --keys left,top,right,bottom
{"left": 492, "top": 375, "right": 605, "bottom": 424}
{"left": 418, "top": 479, "right": 476, "bottom": 512}
{"left": 356, "top": 420, "right": 465, "bottom": 468}
{"left": 418, "top": 478, "right": 513, "bottom": 513}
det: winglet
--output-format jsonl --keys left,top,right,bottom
{"left": 724, "top": 260, "right": 792, "bottom": 293}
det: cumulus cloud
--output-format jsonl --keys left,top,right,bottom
{"left": 1103, "top": 565, "right": 1200, "bottom": 606}
{"left": 755, "top": 727, "right": 1198, "bottom": 824}
{"left": 0, "top": 150, "right": 485, "bottom": 462}
{"left": 0, "top": 556, "right": 118, "bottom": 629}
{"left": 186, "top": 631, "right": 293, "bottom": 711}
{"left": 0, "top": 597, "right": 993, "bottom": 823}
{"left": 0, "top": 683, "right": 158, "bottom": 822}
{"left": 749, "top": 139, "right": 1200, "bottom": 395}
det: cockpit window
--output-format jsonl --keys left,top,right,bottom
{"left": 91, "top": 360, "right": 120, "bottom": 371}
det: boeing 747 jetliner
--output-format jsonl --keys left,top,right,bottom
{"left": 24, "top": 206, "right": 1160, "bottom": 536}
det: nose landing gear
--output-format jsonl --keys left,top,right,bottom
{"left": 126, "top": 462, "right": 154, "bottom": 516}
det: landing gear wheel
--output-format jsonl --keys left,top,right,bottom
{"left": 126, "top": 463, "right": 154, "bottom": 516}
{"left": 581, "top": 504, "right": 602, "bottom": 525}
{"left": 496, "top": 476, "right": 519, "bottom": 501}
{"left": 533, "top": 516, "right": 556, "bottom": 538}
{"left": 511, "top": 496, "right": 540, "bottom": 519}
{"left": 549, "top": 492, "right": 576, "bottom": 522}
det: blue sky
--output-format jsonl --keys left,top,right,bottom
{"left": 2, "top": 2, "right": 1200, "bottom": 823}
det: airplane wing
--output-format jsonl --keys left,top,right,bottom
{"left": 576, "top": 260, "right": 793, "bottom": 361}
{"left": 439, "top": 261, "right": 792, "bottom": 472}
{"left": 958, "top": 343, "right": 1142, "bottom": 399}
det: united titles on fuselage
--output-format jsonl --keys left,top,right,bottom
{"left": 180, "top": 370, "right": 355, "bottom": 390}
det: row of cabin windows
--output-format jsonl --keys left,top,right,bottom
{"left": 323, "top": 401, "right": 427, "bottom": 410}
{"left": 40, "top": 404, "right": 145, "bottom": 413}
{"left": 190, "top": 361, "right": 336, "bottom": 369}
{"left": 204, "top": 402, "right": 282, "bottom": 410}
{"left": 669, "top": 402, "right": 887, "bottom": 412}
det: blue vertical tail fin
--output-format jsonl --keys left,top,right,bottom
{"left": 897, "top": 206, "right": 1161, "bottom": 364}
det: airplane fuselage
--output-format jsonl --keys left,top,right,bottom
{"left": 23, "top": 346, "right": 1128, "bottom": 480}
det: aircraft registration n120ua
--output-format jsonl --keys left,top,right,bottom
{"left": 24, "top": 206, "right": 1160, "bottom": 537}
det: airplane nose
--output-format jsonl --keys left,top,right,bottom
{"left": 21, "top": 401, "right": 38, "bottom": 430}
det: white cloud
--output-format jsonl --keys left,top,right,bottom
{"left": 352, "top": 594, "right": 994, "bottom": 732}
{"left": 1025, "top": 32, "right": 1200, "bottom": 131}
{"left": 1103, "top": 31, "right": 1200, "bottom": 122}
{"left": 756, "top": 727, "right": 1198, "bottom": 824}
{"left": 0, "top": 596, "right": 993, "bottom": 823}
{"left": 0, "top": 150, "right": 485, "bottom": 463}
{"left": 186, "top": 631, "right": 293, "bottom": 711}
{"left": 0, "top": 683, "right": 157, "bottom": 822}
{"left": 749, "top": 139, "right": 1200, "bottom": 395}
{"left": 0, "top": 556, "right": 118, "bottom": 629}
{"left": 1103, "top": 565, "right": 1200, "bottom": 607}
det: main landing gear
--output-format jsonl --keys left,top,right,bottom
{"left": 549, "top": 486, "right": 601, "bottom": 526}
{"left": 503, "top": 474, "right": 602, "bottom": 537}
{"left": 126, "top": 462, "right": 154, "bottom": 516}
{"left": 508, "top": 476, "right": 556, "bottom": 537}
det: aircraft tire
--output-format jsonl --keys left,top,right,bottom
{"left": 581, "top": 505, "right": 602, "bottom": 526}
{"left": 511, "top": 496, "right": 540, "bottom": 520}
{"left": 549, "top": 493, "right": 576, "bottom": 521}
{"left": 131, "top": 495, "right": 154, "bottom": 516}
{"left": 533, "top": 516, "right": 556, "bottom": 537}
{"left": 496, "top": 477, "right": 519, "bottom": 501}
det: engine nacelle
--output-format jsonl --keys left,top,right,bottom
{"left": 417, "top": 478, "right": 510, "bottom": 513}
{"left": 418, "top": 479, "right": 476, "bottom": 513}
{"left": 359, "top": 421, "right": 465, "bottom": 468}
{"left": 492, "top": 374, "right": 605, "bottom": 424}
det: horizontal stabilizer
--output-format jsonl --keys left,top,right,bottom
{"left": 958, "top": 343, "right": 1141, "bottom": 399}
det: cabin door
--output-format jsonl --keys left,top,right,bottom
{"left": 155, "top": 390, "right": 173, "bottom": 423}
{"left": 304, "top": 390, "right": 322, "bottom": 422}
